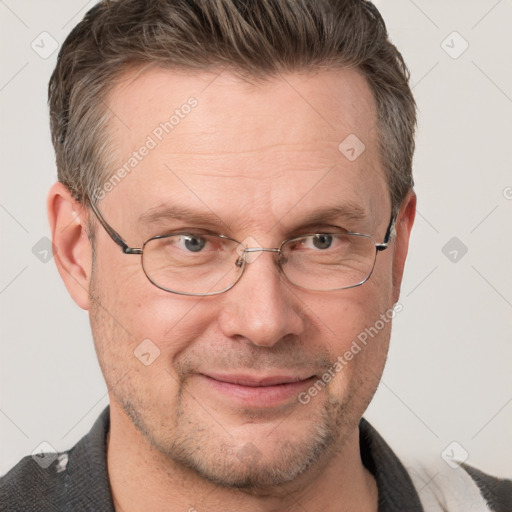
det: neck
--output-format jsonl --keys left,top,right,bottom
{"left": 106, "top": 403, "right": 378, "bottom": 512}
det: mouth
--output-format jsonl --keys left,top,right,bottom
{"left": 197, "top": 372, "right": 317, "bottom": 408}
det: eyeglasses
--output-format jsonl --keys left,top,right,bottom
{"left": 88, "top": 199, "right": 395, "bottom": 296}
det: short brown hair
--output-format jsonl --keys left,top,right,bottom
{"left": 49, "top": 0, "right": 416, "bottom": 215}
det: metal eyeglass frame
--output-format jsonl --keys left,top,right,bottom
{"left": 87, "top": 197, "right": 396, "bottom": 296}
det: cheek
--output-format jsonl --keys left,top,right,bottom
{"left": 89, "top": 260, "right": 223, "bottom": 417}
{"left": 92, "top": 247, "right": 198, "bottom": 337}
{"left": 304, "top": 278, "right": 391, "bottom": 348}
{"left": 90, "top": 251, "right": 218, "bottom": 371}
{"left": 301, "top": 283, "right": 392, "bottom": 395}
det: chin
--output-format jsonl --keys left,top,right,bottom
{"left": 144, "top": 394, "right": 354, "bottom": 492}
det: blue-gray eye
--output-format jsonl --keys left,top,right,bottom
{"left": 184, "top": 235, "right": 206, "bottom": 252}
{"left": 312, "top": 234, "right": 333, "bottom": 250}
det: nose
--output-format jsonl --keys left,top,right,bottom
{"left": 217, "top": 249, "right": 306, "bottom": 348}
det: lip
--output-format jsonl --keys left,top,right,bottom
{"left": 198, "top": 372, "right": 317, "bottom": 408}
{"left": 205, "top": 372, "right": 314, "bottom": 387}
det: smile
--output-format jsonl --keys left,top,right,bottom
{"left": 198, "top": 372, "right": 317, "bottom": 408}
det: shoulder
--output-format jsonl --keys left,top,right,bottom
{"left": 462, "top": 464, "right": 512, "bottom": 512}
{"left": 359, "top": 417, "right": 511, "bottom": 512}
{"left": 0, "top": 451, "right": 72, "bottom": 511}
{"left": 405, "top": 456, "right": 512, "bottom": 512}
{"left": 0, "top": 406, "right": 113, "bottom": 512}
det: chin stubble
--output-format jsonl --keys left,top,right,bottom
{"left": 116, "top": 377, "right": 353, "bottom": 492}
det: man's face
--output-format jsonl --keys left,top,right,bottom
{"left": 88, "top": 67, "right": 401, "bottom": 488}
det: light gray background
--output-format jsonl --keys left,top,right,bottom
{"left": 1, "top": 0, "right": 511, "bottom": 479}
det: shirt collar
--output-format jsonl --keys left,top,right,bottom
{"left": 359, "top": 417, "right": 424, "bottom": 511}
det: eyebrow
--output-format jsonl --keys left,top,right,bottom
{"left": 289, "top": 203, "right": 368, "bottom": 229}
{"left": 139, "top": 204, "right": 227, "bottom": 229}
{"left": 138, "top": 202, "right": 368, "bottom": 232}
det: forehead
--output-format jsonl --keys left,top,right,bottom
{"left": 102, "top": 66, "right": 389, "bottom": 233}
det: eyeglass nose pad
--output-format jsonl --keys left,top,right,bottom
{"left": 235, "top": 251, "right": 286, "bottom": 268}
{"left": 235, "top": 236, "right": 264, "bottom": 264}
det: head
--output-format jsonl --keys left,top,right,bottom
{"left": 48, "top": 0, "right": 416, "bottom": 492}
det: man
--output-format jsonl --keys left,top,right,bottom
{"left": 1, "top": 0, "right": 510, "bottom": 510}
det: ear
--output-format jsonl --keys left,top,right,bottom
{"left": 47, "top": 182, "right": 93, "bottom": 310}
{"left": 391, "top": 189, "right": 416, "bottom": 304}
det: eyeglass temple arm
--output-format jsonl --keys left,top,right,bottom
{"left": 376, "top": 214, "right": 397, "bottom": 251}
{"left": 88, "top": 198, "right": 142, "bottom": 255}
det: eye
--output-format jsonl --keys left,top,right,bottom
{"left": 181, "top": 234, "right": 206, "bottom": 252}
{"left": 310, "top": 234, "right": 333, "bottom": 250}
{"left": 286, "top": 234, "right": 340, "bottom": 252}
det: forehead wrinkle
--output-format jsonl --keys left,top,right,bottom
{"left": 159, "top": 141, "right": 334, "bottom": 157}
{"left": 161, "top": 149, "right": 340, "bottom": 180}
